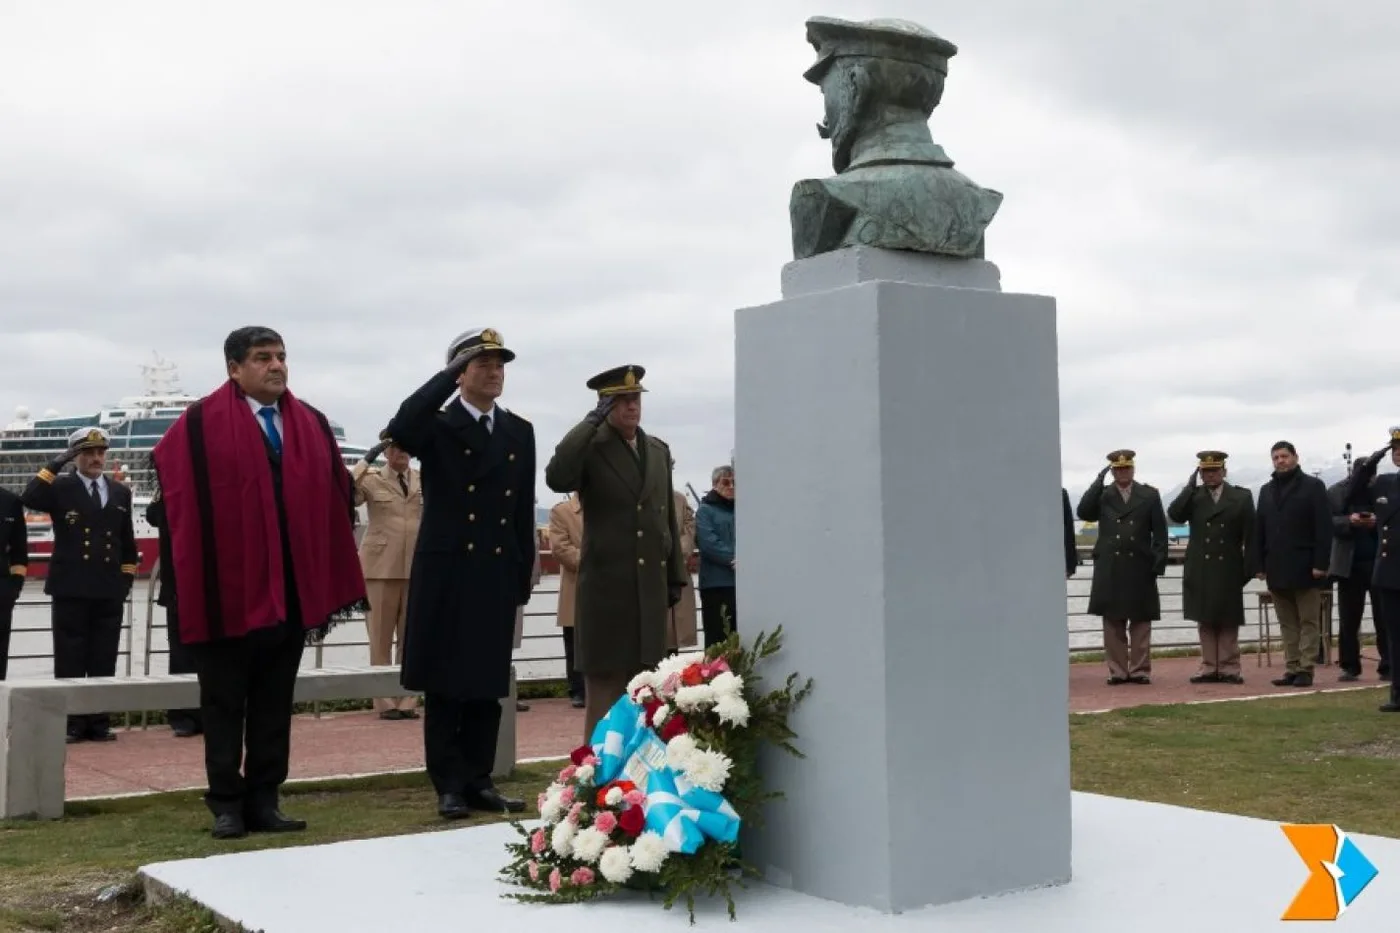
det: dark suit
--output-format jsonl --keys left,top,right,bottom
{"left": 1327, "top": 478, "right": 1388, "bottom": 677}
{"left": 1256, "top": 468, "right": 1331, "bottom": 676}
{"left": 145, "top": 494, "right": 203, "bottom": 734}
{"left": 1346, "top": 459, "right": 1400, "bottom": 700}
{"left": 387, "top": 370, "right": 536, "bottom": 799}
{"left": 1062, "top": 488, "right": 1078, "bottom": 577}
{"left": 0, "top": 487, "right": 28, "bottom": 680}
{"left": 21, "top": 469, "right": 138, "bottom": 736}
{"left": 1076, "top": 481, "right": 1168, "bottom": 680}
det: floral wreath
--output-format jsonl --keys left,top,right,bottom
{"left": 501, "top": 626, "right": 812, "bottom": 922}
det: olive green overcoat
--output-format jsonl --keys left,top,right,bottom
{"left": 1077, "top": 481, "right": 1169, "bottom": 621}
{"left": 1167, "top": 482, "right": 1258, "bottom": 628}
{"left": 544, "top": 420, "right": 686, "bottom": 675}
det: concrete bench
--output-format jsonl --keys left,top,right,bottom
{"left": 0, "top": 664, "right": 519, "bottom": 820}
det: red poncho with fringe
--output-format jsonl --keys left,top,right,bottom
{"left": 152, "top": 379, "right": 367, "bottom": 644}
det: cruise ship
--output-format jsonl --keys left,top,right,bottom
{"left": 1, "top": 353, "right": 370, "bottom": 578}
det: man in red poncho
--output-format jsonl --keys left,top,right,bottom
{"left": 152, "top": 326, "right": 367, "bottom": 839}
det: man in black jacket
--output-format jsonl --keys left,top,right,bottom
{"left": 1062, "top": 488, "right": 1079, "bottom": 578}
{"left": 21, "top": 427, "right": 138, "bottom": 740}
{"left": 145, "top": 490, "right": 203, "bottom": 736}
{"left": 1327, "top": 473, "right": 1388, "bottom": 681}
{"left": 0, "top": 485, "right": 28, "bottom": 680}
{"left": 1345, "top": 430, "right": 1400, "bottom": 711}
{"left": 1255, "top": 441, "right": 1332, "bottom": 688}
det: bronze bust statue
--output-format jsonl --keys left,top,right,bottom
{"left": 789, "top": 17, "right": 1003, "bottom": 261}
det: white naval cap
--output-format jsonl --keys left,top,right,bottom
{"left": 446, "top": 327, "right": 516, "bottom": 364}
{"left": 67, "top": 426, "right": 111, "bottom": 451}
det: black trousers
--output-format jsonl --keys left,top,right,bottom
{"left": 1378, "top": 588, "right": 1400, "bottom": 695}
{"left": 423, "top": 693, "right": 501, "bottom": 797}
{"left": 1337, "top": 566, "right": 1389, "bottom": 675}
{"left": 164, "top": 603, "right": 203, "bottom": 731}
{"left": 51, "top": 596, "right": 124, "bottom": 735}
{"left": 700, "top": 586, "right": 737, "bottom": 648}
{"left": 560, "top": 626, "right": 584, "bottom": 699}
{"left": 0, "top": 591, "right": 16, "bottom": 681}
{"left": 191, "top": 620, "right": 305, "bottom": 815}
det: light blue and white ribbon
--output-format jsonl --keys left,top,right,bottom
{"left": 588, "top": 694, "right": 742, "bottom": 855}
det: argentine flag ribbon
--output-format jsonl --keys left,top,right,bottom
{"left": 589, "top": 693, "right": 742, "bottom": 855}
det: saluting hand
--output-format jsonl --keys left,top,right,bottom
{"left": 52, "top": 443, "right": 81, "bottom": 467}
{"left": 585, "top": 396, "right": 614, "bottom": 426}
{"left": 365, "top": 440, "right": 390, "bottom": 463}
{"left": 1187, "top": 469, "right": 1199, "bottom": 488}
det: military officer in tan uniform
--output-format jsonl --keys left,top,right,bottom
{"left": 545, "top": 364, "right": 687, "bottom": 740}
{"left": 667, "top": 486, "right": 699, "bottom": 653}
{"left": 351, "top": 430, "right": 422, "bottom": 718}
{"left": 547, "top": 493, "right": 587, "bottom": 707}
{"left": 1077, "top": 449, "right": 1169, "bottom": 685}
{"left": 1167, "top": 450, "right": 1258, "bottom": 684}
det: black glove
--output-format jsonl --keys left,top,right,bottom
{"left": 48, "top": 444, "right": 81, "bottom": 471}
{"left": 1187, "top": 469, "right": 1199, "bottom": 488}
{"left": 1097, "top": 466, "right": 1111, "bottom": 483}
{"left": 585, "top": 396, "right": 614, "bottom": 426}
{"left": 123, "top": 574, "right": 134, "bottom": 597}
{"left": 667, "top": 584, "right": 682, "bottom": 608}
{"left": 1374, "top": 445, "right": 1392, "bottom": 465}
{"left": 365, "top": 440, "right": 390, "bottom": 463}
{"left": 6, "top": 574, "right": 21, "bottom": 600}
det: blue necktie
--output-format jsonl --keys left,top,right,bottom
{"left": 258, "top": 406, "right": 282, "bottom": 454}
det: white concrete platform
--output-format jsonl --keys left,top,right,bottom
{"left": 139, "top": 792, "right": 1400, "bottom": 930}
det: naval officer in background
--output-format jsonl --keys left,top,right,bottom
{"left": 388, "top": 327, "right": 536, "bottom": 819}
{"left": 22, "top": 427, "right": 138, "bottom": 741}
{"left": 0, "top": 483, "right": 30, "bottom": 680}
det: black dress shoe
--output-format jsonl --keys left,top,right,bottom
{"left": 171, "top": 724, "right": 200, "bottom": 738}
{"left": 1271, "top": 673, "right": 1297, "bottom": 686}
{"left": 1292, "top": 672, "right": 1314, "bottom": 687}
{"left": 466, "top": 787, "right": 525, "bottom": 813}
{"left": 212, "top": 812, "right": 247, "bottom": 840}
{"left": 1338, "top": 671, "right": 1360, "bottom": 682}
{"left": 1189, "top": 672, "right": 1220, "bottom": 684}
{"left": 437, "top": 793, "right": 472, "bottom": 820}
{"left": 516, "top": 701, "right": 530, "bottom": 712}
{"left": 87, "top": 728, "right": 117, "bottom": 742}
{"left": 1128, "top": 674, "right": 1151, "bottom": 685}
{"left": 1106, "top": 676, "right": 1127, "bottom": 685}
{"left": 245, "top": 809, "right": 307, "bottom": 833}
{"left": 570, "top": 695, "right": 585, "bottom": 709}
{"left": 66, "top": 732, "right": 85, "bottom": 744}
{"left": 1219, "top": 674, "right": 1245, "bottom": 685}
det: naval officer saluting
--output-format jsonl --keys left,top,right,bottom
{"left": 22, "top": 427, "right": 138, "bottom": 741}
{"left": 387, "top": 327, "right": 536, "bottom": 819}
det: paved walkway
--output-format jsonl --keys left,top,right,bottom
{"left": 65, "top": 654, "right": 1390, "bottom": 800}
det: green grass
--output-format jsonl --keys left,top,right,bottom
{"left": 1071, "top": 688, "right": 1400, "bottom": 837}
{"left": 6, "top": 689, "right": 1400, "bottom": 930}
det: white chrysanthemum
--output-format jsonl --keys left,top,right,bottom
{"left": 665, "top": 733, "right": 699, "bottom": 771}
{"left": 673, "top": 684, "right": 716, "bottom": 712}
{"left": 684, "top": 747, "right": 734, "bottom": 792}
{"left": 540, "top": 793, "right": 565, "bottom": 824}
{"left": 651, "top": 705, "right": 672, "bottom": 728}
{"left": 627, "top": 670, "right": 657, "bottom": 698}
{"left": 629, "top": 831, "right": 670, "bottom": 873}
{"left": 655, "top": 654, "right": 692, "bottom": 678}
{"left": 707, "top": 670, "right": 743, "bottom": 699}
{"left": 713, "top": 693, "right": 750, "bottom": 727}
{"left": 599, "top": 845, "right": 634, "bottom": 884}
{"left": 574, "top": 764, "right": 595, "bottom": 785}
{"left": 604, "top": 787, "right": 624, "bottom": 806}
{"left": 551, "top": 820, "right": 576, "bottom": 857}
{"left": 571, "top": 826, "right": 609, "bottom": 864}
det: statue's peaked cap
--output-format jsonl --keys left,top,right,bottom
{"left": 803, "top": 16, "right": 958, "bottom": 83}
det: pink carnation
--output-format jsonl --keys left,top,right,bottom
{"left": 584, "top": 754, "right": 600, "bottom": 767}
{"left": 536, "top": 792, "right": 547, "bottom": 810}
{"left": 661, "top": 673, "right": 681, "bottom": 695}
{"left": 549, "top": 867, "right": 562, "bottom": 892}
{"left": 702, "top": 658, "right": 731, "bottom": 677}
{"left": 558, "top": 764, "right": 577, "bottom": 783}
{"left": 593, "top": 811, "right": 618, "bottom": 834}
{"left": 527, "top": 860, "right": 540, "bottom": 882}
{"left": 560, "top": 786, "right": 575, "bottom": 807}
{"left": 530, "top": 828, "right": 546, "bottom": 854}
{"left": 623, "top": 789, "right": 645, "bottom": 808}
{"left": 570, "top": 867, "right": 596, "bottom": 886}
{"left": 568, "top": 802, "right": 586, "bottom": 823}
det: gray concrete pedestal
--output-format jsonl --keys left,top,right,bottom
{"left": 735, "top": 246, "right": 1071, "bottom": 913}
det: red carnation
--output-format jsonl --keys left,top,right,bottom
{"left": 658, "top": 712, "right": 689, "bottom": 741}
{"left": 570, "top": 745, "right": 594, "bottom": 766}
{"left": 681, "top": 663, "right": 705, "bottom": 687}
{"left": 618, "top": 806, "right": 645, "bottom": 837}
{"left": 643, "top": 697, "right": 664, "bottom": 727}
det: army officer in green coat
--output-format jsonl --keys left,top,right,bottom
{"left": 544, "top": 365, "right": 687, "bottom": 741}
{"left": 1166, "top": 450, "right": 1258, "bottom": 684}
{"left": 1077, "top": 449, "right": 1169, "bottom": 685}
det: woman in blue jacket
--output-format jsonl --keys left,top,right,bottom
{"left": 695, "top": 465, "right": 736, "bottom": 647}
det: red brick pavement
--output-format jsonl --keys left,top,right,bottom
{"left": 65, "top": 656, "right": 1390, "bottom": 800}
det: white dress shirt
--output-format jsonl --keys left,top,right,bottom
{"left": 246, "top": 395, "right": 283, "bottom": 442}
{"left": 458, "top": 397, "right": 496, "bottom": 433}
{"left": 82, "top": 473, "right": 109, "bottom": 508}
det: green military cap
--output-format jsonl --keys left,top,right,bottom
{"left": 1196, "top": 450, "right": 1228, "bottom": 469}
{"left": 1106, "top": 449, "right": 1135, "bottom": 468}
{"left": 587, "top": 365, "right": 647, "bottom": 398}
{"left": 446, "top": 327, "right": 516, "bottom": 364}
{"left": 802, "top": 16, "right": 958, "bottom": 84}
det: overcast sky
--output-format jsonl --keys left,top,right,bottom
{"left": 2, "top": 0, "right": 1397, "bottom": 501}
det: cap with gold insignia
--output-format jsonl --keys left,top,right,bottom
{"left": 446, "top": 327, "right": 516, "bottom": 365}
{"left": 802, "top": 16, "right": 958, "bottom": 85}
{"left": 1196, "top": 450, "right": 1228, "bottom": 469}
{"left": 378, "top": 427, "right": 393, "bottom": 443}
{"left": 587, "top": 365, "right": 648, "bottom": 398}
{"left": 68, "top": 427, "right": 110, "bottom": 451}
{"left": 1106, "top": 449, "right": 1135, "bottom": 468}
{"left": 1389, "top": 425, "right": 1400, "bottom": 446}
